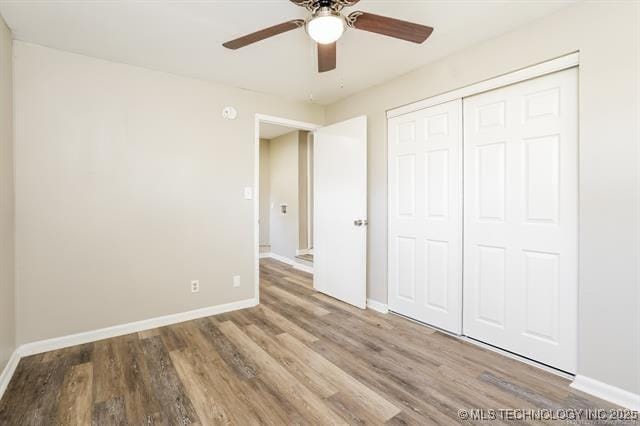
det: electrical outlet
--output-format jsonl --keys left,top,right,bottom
{"left": 191, "top": 280, "right": 200, "bottom": 293}
{"left": 233, "top": 275, "right": 241, "bottom": 288}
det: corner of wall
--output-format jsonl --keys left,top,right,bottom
{"left": 0, "top": 11, "right": 16, "bottom": 380}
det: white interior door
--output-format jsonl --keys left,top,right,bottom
{"left": 314, "top": 116, "right": 367, "bottom": 309}
{"left": 387, "top": 99, "right": 463, "bottom": 334}
{"left": 463, "top": 68, "right": 577, "bottom": 372}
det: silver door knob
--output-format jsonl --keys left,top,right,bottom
{"left": 354, "top": 219, "right": 368, "bottom": 226}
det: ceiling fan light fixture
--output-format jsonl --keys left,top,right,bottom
{"left": 306, "top": 9, "right": 345, "bottom": 44}
{"left": 222, "top": 0, "right": 435, "bottom": 74}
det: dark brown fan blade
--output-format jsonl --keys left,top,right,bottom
{"left": 318, "top": 42, "right": 336, "bottom": 73}
{"left": 347, "top": 12, "right": 433, "bottom": 44}
{"left": 223, "top": 20, "right": 305, "bottom": 50}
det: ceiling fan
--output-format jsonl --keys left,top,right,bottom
{"left": 222, "top": 0, "right": 434, "bottom": 73}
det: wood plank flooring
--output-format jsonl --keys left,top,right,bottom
{"left": 0, "top": 258, "right": 619, "bottom": 425}
{"left": 295, "top": 254, "right": 313, "bottom": 263}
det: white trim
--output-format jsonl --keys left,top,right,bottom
{"left": 256, "top": 114, "right": 321, "bottom": 132}
{"left": 259, "top": 252, "right": 272, "bottom": 259}
{"left": 367, "top": 299, "right": 389, "bottom": 314}
{"left": 261, "top": 252, "right": 314, "bottom": 274}
{"left": 386, "top": 52, "right": 579, "bottom": 118}
{"left": 571, "top": 375, "right": 640, "bottom": 411}
{"left": 296, "top": 248, "right": 312, "bottom": 256}
{"left": 267, "top": 252, "right": 295, "bottom": 265}
{"left": 255, "top": 114, "right": 321, "bottom": 303}
{"left": 0, "top": 350, "right": 21, "bottom": 401}
{"left": 17, "top": 298, "right": 257, "bottom": 357}
{"left": 254, "top": 115, "right": 261, "bottom": 317}
{"left": 293, "top": 263, "right": 314, "bottom": 274}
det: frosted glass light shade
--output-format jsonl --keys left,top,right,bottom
{"left": 307, "top": 14, "right": 345, "bottom": 44}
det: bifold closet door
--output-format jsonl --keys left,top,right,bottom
{"left": 463, "top": 68, "right": 578, "bottom": 373}
{"left": 388, "top": 99, "right": 462, "bottom": 334}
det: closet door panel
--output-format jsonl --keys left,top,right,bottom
{"left": 463, "top": 68, "right": 577, "bottom": 373}
{"left": 388, "top": 99, "right": 462, "bottom": 334}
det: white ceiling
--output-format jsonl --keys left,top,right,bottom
{"left": 0, "top": 0, "right": 576, "bottom": 105}
{"left": 260, "top": 122, "right": 299, "bottom": 140}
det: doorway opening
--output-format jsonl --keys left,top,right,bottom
{"left": 254, "top": 114, "right": 368, "bottom": 309}
{"left": 258, "top": 121, "right": 316, "bottom": 269}
{"left": 254, "top": 115, "right": 320, "bottom": 301}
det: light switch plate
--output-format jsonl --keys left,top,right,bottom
{"left": 244, "top": 187, "right": 253, "bottom": 200}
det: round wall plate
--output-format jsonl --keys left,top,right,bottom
{"left": 222, "top": 106, "right": 238, "bottom": 120}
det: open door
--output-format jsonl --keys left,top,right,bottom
{"left": 313, "top": 116, "right": 367, "bottom": 309}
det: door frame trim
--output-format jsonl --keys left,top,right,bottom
{"left": 386, "top": 52, "right": 579, "bottom": 119}
{"left": 254, "top": 114, "right": 321, "bottom": 302}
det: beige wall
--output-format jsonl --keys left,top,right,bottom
{"left": 325, "top": 1, "right": 640, "bottom": 394}
{"left": 307, "top": 134, "right": 314, "bottom": 249}
{"left": 298, "top": 131, "right": 310, "bottom": 251}
{"left": 261, "top": 130, "right": 311, "bottom": 257}
{"left": 13, "top": 42, "right": 323, "bottom": 344}
{"left": 0, "top": 15, "right": 14, "bottom": 371}
{"left": 267, "top": 131, "right": 299, "bottom": 260}
{"left": 259, "top": 138, "right": 270, "bottom": 247}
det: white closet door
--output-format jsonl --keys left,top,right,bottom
{"left": 463, "top": 68, "right": 577, "bottom": 372}
{"left": 388, "top": 99, "right": 462, "bottom": 334}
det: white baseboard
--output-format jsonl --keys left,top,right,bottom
{"left": 292, "top": 263, "right": 313, "bottom": 274}
{"left": 17, "top": 297, "right": 258, "bottom": 357}
{"left": 267, "top": 252, "right": 295, "bottom": 264}
{"left": 0, "top": 349, "right": 21, "bottom": 401}
{"left": 571, "top": 375, "right": 640, "bottom": 411}
{"left": 262, "top": 252, "right": 314, "bottom": 274}
{"left": 1, "top": 298, "right": 257, "bottom": 400}
{"left": 366, "top": 298, "right": 389, "bottom": 314}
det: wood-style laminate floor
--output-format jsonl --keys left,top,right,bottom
{"left": 295, "top": 254, "right": 313, "bottom": 263}
{"left": 0, "top": 258, "right": 618, "bottom": 425}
